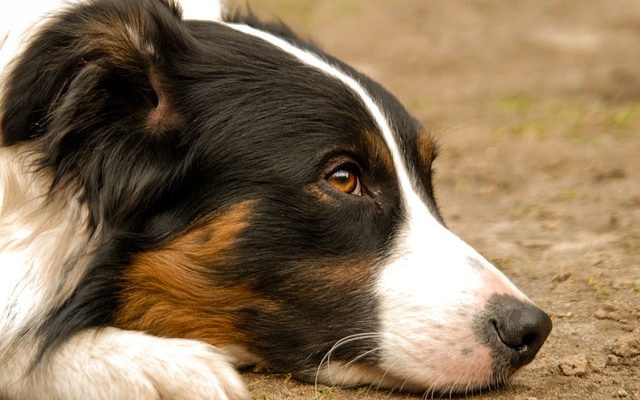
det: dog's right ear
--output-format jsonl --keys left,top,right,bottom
{"left": 0, "top": 0, "right": 194, "bottom": 146}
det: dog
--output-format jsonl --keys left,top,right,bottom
{"left": 0, "top": 1, "right": 552, "bottom": 399}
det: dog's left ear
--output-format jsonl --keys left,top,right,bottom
{"left": 1, "top": 0, "right": 192, "bottom": 146}
{"left": 0, "top": 0, "right": 203, "bottom": 231}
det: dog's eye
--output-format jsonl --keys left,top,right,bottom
{"left": 327, "top": 167, "right": 362, "bottom": 196}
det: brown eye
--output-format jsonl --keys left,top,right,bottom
{"left": 327, "top": 168, "right": 362, "bottom": 196}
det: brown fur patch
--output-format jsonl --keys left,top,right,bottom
{"left": 319, "top": 258, "right": 379, "bottom": 287}
{"left": 416, "top": 130, "right": 437, "bottom": 169}
{"left": 362, "top": 129, "right": 394, "bottom": 171}
{"left": 146, "top": 68, "right": 182, "bottom": 133}
{"left": 79, "top": 8, "right": 153, "bottom": 66}
{"left": 114, "top": 200, "right": 272, "bottom": 346}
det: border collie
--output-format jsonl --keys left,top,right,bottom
{"left": 0, "top": 1, "right": 552, "bottom": 398}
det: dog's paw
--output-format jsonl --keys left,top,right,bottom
{"left": 139, "top": 337, "right": 250, "bottom": 400}
{"left": 47, "top": 328, "right": 250, "bottom": 400}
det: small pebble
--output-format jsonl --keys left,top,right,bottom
{"left": 552, "top": 272, "right": 571, "bottom": 283}
{"left": 558, "top": 354, "right": 588, "bottom": 376}
{"left": 606, "top": 354, "right": 620, "bottom": 366}
{"left": 595, "top": 309, "right": 609, "bottom": 319}
{"left": 615, "top": 388, "right": 629, "bottom": 398}
{"left": 610, "top": 330, "right": 640, "bottom": 358}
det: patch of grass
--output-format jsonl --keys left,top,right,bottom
{"left": 491, "top": 256, "right": 515, "bottom": 273}
{"left": 489, "top": 96, "right": 639, "bottom": 144}
{"left": 562, "top": 187, "right": 578, "bottom": 200}
{"left": 508, "top": 120, "right": 549, "bottom": 139}
{"left": 496, "top": 92, "right": 537, "bottom": 114}
{"left": 453, "top": 177, "right": 470, "bottom": 194}
{"left": 586, "top": 276, "right": 610, "bottom": 298}
{"left": 620, "top": 236, "right": 638, "bottom": 256}
{"left": 513, "top": 203, "right": 555, "bottom": 220}
{"left": 566, "top": 120, "right": 591, "bottom": 143}
{"left": 314, "top": 387, "right": 334, "bottom": 400}
{"left": 606, "top": 102, "right": 640, "bottom": 131}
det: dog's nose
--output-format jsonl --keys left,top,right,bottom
{"left": 486, "top": 295, "right": 552, "bottom": 368}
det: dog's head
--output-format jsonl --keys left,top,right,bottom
{"left": 1, "top": 0, "right": 551, "bottom": 393}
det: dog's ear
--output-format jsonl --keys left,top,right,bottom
{"left": 0, "top": 0, "right": 202, "bottom": 230}
{"left": 1, "top": 0, "right": 191, "bottom": 145}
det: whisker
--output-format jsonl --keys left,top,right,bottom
{"left": 396, "top": 376, "right": 410, "bottom": 395}
{"left": 314, "top": 332, "right": 379, "bottom": 394}
{"left": 342, "top": 346, "right": 380, "bottom": 369}
{"left": 362, "top": 356, "right": 399, "bottom": 398}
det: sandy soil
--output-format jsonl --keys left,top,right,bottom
{"left": 228, "top": 1, "right": 640, "bottom": 398}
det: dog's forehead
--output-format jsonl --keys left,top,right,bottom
{"left": 183, "top": 23, "right": 379, "bottom": 156}
{"left": 195, "top": 20, "right": 435, "bottom": 187}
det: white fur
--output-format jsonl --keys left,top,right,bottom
{"left": 0, "top": 146, "right": 92, "bottom": 352}
{"left": 0, "top": 328, "right": 248, "bottom": 400}
{"left": 221, "top": 17, "right": 529, "bottom": 391}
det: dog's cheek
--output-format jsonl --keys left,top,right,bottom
{"left": 239, "top": 258, "right": 383, "bottom": 371}
{"left": 113, "top": 200, "right": 273, "bottom": 362}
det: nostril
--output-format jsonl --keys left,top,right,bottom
{"left": 495, "top": 321, "right": 541, "bottom": 351}
{"left": 521, "top": 332, "right": 538, "bottom": 348}
{"left": 492, "top": 318, "right": 529, "bottom": 352}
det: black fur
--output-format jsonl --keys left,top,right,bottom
{"left": 1, "top": 0, "right": 431, "bottom": 374}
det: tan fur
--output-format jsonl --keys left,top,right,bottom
{"left": 146, "top": 68, "right": 182, "bottom": 133}
{"left": 114, "top": 200, "right": 276, "bottom": 347}
{"left": 362, "top": 129, "right": 394, "bottom": 171}
{"left": 415, "top": 131, "right": 437, "bottom": 170}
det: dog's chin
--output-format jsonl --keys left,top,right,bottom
{"left": 294, "top": 360, "right": 515, "bottom": 395}
{"left": 294, "top": 362, "right": 406, "bottom": 389}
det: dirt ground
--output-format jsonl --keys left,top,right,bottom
{"left": 228, "top": 1, "right": 640, "bottom": 398}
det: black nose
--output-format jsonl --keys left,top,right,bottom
{"left": 486, "top": 295, "right": 552, "bottom": 368}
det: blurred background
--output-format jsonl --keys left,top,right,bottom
{"left": 227, "top": 1, "right": 640, "bottom": 399}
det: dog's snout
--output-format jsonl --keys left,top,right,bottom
{"left": 483, "top": 295, "right": 552, "bottom": 369}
